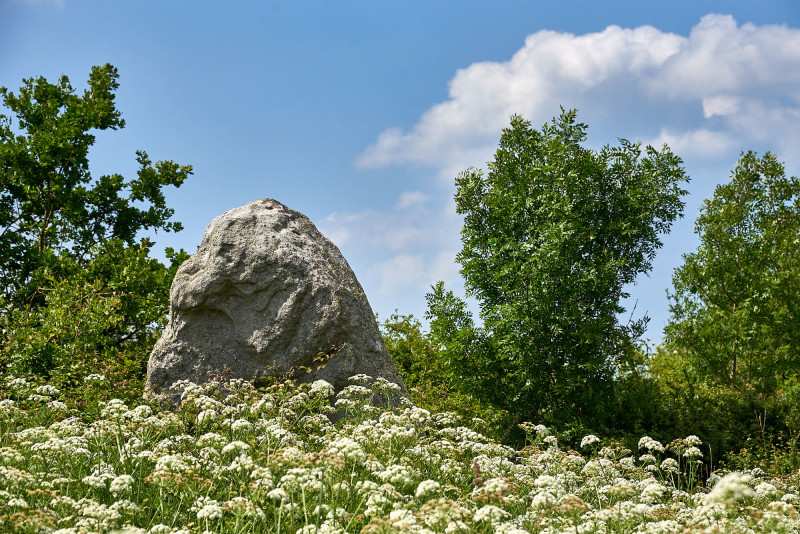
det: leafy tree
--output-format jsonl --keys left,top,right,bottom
{"left": 426, "top": 110, "right": 688, "bottom": 431}
{"left": 0, "top": 64, "right": 191, "bottom": 381}
{"left": 660, "top": 151, "right": 800, "bottom": 457}
{"left": 665, "top": 151, "right": 799, "bottom": 390}
{"left": 0, "top": 64, "right": 191, "bottom": 306}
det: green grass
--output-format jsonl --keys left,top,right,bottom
{"left": 0, "top": 374, "right": 798, "bottom": 533}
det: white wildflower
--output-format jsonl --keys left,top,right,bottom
{"left": 221, "top": 440, "right": 250, "bottom": 455}
{"left": 109, "top": 474, "right": 135, "bottom": 496}
{"left": 7, "top": 377, "right": 30, "bottom": 391}
{"left": 35, "top": 384, "right": 60, "bottom": 397}
{"left": 84, "top": 374, "right": 106, "bottom": 384}
{"left": 660, "top": 458, "right": 679, "bottom": 473}
{"left": 416, "top": 479, "right": 441, "bottom": 499}
{"left": 474, "top": 504, "right": 511, "bottom": 523}
{"left": 683, "top": 446, "right": 703, "bottom": 458}
{"left": 310, "top": 379, "right": 335, "bottom": 397}
{"left": 196, "top": 409, "right": 218, "bottom": 425}
{"left": 581, "top": 434, "right": 600, "bottom": 448}
{"left": 754, "top": 481, "right": 778, "bottom": 498}
{"left": 685, "top": 435, "right": 702, "bottom": 446}
{"left": 231, "top": 418, "right": 253, "bottom": 433}
{"left": 706, "top": 472, "right": 755, "bottom": 504}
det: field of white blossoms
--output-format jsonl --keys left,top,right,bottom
{"left": 1, "top": 374, "right": 798, "bottom": 534}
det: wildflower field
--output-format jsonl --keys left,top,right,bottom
{"left": 0, "top": 374, "right": 798, "bottom": 534}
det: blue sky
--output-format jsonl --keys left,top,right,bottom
{"left": 2, "top": 1, "right": 799, "bottom": 345}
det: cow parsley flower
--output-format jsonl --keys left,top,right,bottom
{"left": 685, "top": 435, "right": 702, "bottom": 446}
{"left": 267, "top": 487, "right": 288, "bottom": 501}
{"left": 6, "top": 377, "right": 29, "bottom": 391}
{"left": 706, "top": 472, "right": 755, "bottom": 505}
{"left": 327, "top": 436, "right": 367, "bottom": 465}
{"left": 581, "top": 435, "right": 601, "bottom": 448}
{"left": 474, "top": 504, "right": 511, "bottom": 524}
{"left": 35, "top": 384, "right": 61, "bottom": 397}
{"left": 310, "top": 379, "right": 335, "bottom": 397}
{"left": 109, "top": 474, "right": 135, "bottom": 496}
{"left": 348, "top": 374, "right": 372, "bottom": 384}
{"left": 660, "top": 458, "right": 679, "bottom": 473}
{"left": 83, "top": 374, "right": 106, "bottom": 384}
{"left": 221, "top": 440, "right": 250, "bottom": 456}
{"left": 194, "top": 496, "right": 223, "bottom": 521}
{"left": 638, "top": 436, "right": 665, "bottom": 453}
{"left": 7, "top": 497, "right": 28, "bottom": 507}
{"left": 101, "top": 399, "right": 129, "bottom": 419}
{"left": 231, "top": 418, "right": 252, "bottom": 433}
{"left": 754, "top": 481, "right": 778, "bottom": 498}
{"left": 416, "top": 479, "right": 441, "bottom": 499}
{"left": 683, "top": 446, "right": 702, "bottom": 458}
{"left": 196, "top": 409, "right": 218, "bottom": 426}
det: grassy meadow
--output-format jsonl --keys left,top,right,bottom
{"left": 0, "top": 373, "right": 798, "bottom": 534}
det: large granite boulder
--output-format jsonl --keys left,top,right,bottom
{"left": 145, "top": 198, "right": 407, "bottom": 404}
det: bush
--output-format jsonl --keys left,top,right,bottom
{"left": 380, "top": 312, "right": 516, "bottom": 445}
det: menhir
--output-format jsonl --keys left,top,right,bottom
{"left": 145, "top": 198, "right": 408, "bottom": 405}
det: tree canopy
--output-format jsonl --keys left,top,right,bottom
{"left": 427, "top": 109, "right": 688, "bottom": 430}
{"left": 0, "top": 64, "right": 191, "bottom": 305}
{"left": 0, "top": 64, "right": 191, "bottom": 381}
{"left": 664, "top": 151, "right": 800, "bottom": 395}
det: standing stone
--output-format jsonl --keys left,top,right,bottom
{"left": 145, "top": 198, "right": 407, "bottom": 404}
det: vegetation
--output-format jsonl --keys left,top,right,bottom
{"left": 0, "top": 66, "right": 798, "bottom": 532}
{"left": 425, "top": 110, "right": 688, "bottom": 436}
{"left": 0, "top": 64, "right": 191, "bottom": 387}
{"left": 1, "top": 374, "right": 798, "bottom": 533}
{"left": 380, "top": 313, "right": 513, "bottom": 444}
{"left": 653, "top": 150, "right": 800, "bottom": 469}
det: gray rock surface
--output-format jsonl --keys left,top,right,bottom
{"left": 145, "top": 198, "right": 407, "bottom": 404}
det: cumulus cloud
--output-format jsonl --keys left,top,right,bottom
{"left": 319, "top": 192, "right": 466, "bottom": 320}
{"left": 342, "top": 15, "right": 800, "bottom": 335}
{"left": 648, "top": 128, "right": 735, "bottom": 158}
{"left": 395, "top": 191, "right": 428, "bottom": 209}
{"left": 702, "top": 96, "right": 741, "bottom": 118}
{"left": 357, "top": 14, "right": 800, "bottom": 176}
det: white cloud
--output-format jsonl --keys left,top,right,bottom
{"left": 319, "top": 191, "right": 468, "bottom": 322}
{"left": 648, "top": 128, "right": 735, "bottom": 158}
{"left": 649, "top": 15, "right": 800, "bottom": 100}
{"left": 372, "top": 254, "right": 426, "bottom": 296}
{"left": 702, "top": 95, "right": 740, "bottom": 118}
{"left": 357, "top": 15, "right": 800, "bottom": 175}
{"left": 343, "top": 14, "right": 800, "bottom": 337}
{"left": 396, "top": 191, "right": 428, "bottom": 209}
{"left": 323, "top": 204, "right": 443, "bottom": 252}
{"left": 370, "top": 250, "right": 461, "bottom": 298}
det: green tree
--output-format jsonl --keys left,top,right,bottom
{"left": 0, "top": 64, "right": 191, "bottom": 305}
{"left": 0, "top": 64, "right": 191, "bottom": 382}
{"left": 660, "top": 151, "right": 800, "bottom": 458}
{"left": 426, "top": 110, "right": 688, "bottom": 431}
{"left": 665, "top": 151, "right": 799, "bottom": 390}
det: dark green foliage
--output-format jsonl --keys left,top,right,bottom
{"left": 665, "top": 151, "right": 800, "bottom": 392}
{"left": 426, "top": 109, "right": 688, "bottom": 431}
{"left": 655, "top": 151, "right": 800, "bottom": 469}
{"left": 0, "top": 241, "right": 188, "bottom": 381}
{"left": 0, "top": 64, "right": 191, "bottom": 305}
{"left": 0, "top": 65, "right": 191, "bottom": 398}
{"left": 380, "top": 312, "right": 514, "bottom": 444}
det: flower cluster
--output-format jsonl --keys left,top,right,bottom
{"left": 0, "top": 374, "right": 797, "bottom": 533}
